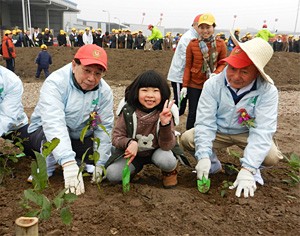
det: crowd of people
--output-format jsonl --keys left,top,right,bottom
{"left": 0, "top": 12, "right": 292, "bottom": 198}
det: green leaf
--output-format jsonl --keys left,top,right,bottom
{"left": 80, "top": 148, "right": 91, "bottom": 164}
{"left": 89, "top": 151, "right": 100, "bottom": 164}
{"left": 39, "top": 195, "right": 51, "bottom": 220}
{"left": 226, "top": 148, "right": 242, "bottom": 159}
{"left": 91, "top": 137, "right": 100, "bottom": 149}
{"left": 64, "top": 192, "right": 78, "bottom": 203}
{"left": 23, "top": 189, "right": 43, "bottom": 206}
{"left": 97, "top": 124, "right": 109, "bottom": 136}
{"left": 80, "top": 125, "right": 90, "bottom": 143}
{"left": 32, "top": 152, "right": 48, "bottom": 191}
{"left": 102, "top": 166, "right": 107, "bottom": 177}
{"left": 60, "top": 207, "right": 73, "bottom": 225}
{"left": 53, "top": 198, "right": 64, "bottom": 209}
{"left": 15, "top": 153, "right": 26, "bottom": 158}
{"left": 42, "top": 138, "right": 60, "bottom": 157}
{"left": 26, "top": 210, "right": 40, "bottom": 217}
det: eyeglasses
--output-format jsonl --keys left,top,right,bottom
{"left": 80, "top": 66, "right": 105, "bottom": 79}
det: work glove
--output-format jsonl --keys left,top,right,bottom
{"left": 195, "top": 158, "right": 211, "bottom": 180}
{"left": 91, "top": 165, "right": 104, "bottom": 183}
{"left": 63, "top": 161, "right": 85, "bottom": 195}
{"left": 180, "top": 87, "right": 187, "bottom": 98}
{"left": 229, "top": 168, "right": 257, "bottom": 198}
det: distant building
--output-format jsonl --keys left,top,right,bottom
{"left": 0, "top": 0, "right": 78, "bottom": 35}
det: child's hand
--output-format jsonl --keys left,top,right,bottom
{"left": 124, "top": 140, "right": 138, "bottom": 165}
{"left": 159, "top": 99, "right": 174, "bottom": 126}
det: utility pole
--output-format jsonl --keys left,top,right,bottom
{"left": 294, "top": 0, "right": 300, "bottom": 33}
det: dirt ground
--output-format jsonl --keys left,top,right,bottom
{"left": 0, "top": 47, "right": 299, "bottom": 235}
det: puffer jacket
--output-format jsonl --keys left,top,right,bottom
{"left": 183, "top": 38, "right": 227, "bottom": 89}
{"left": 1, "top": 36, "right": 16, "bottom": 59}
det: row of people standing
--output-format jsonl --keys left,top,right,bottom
{"left": 69, "top": 27, "right": 147, "bottom": 50}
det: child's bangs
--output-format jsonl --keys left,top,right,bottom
{"left": 137, "top": 72, "right": 163, "bottom": 89}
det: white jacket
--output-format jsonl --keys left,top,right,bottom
{"left": 82, "top": 32, "right": 93, "bottom": 45}
{"left": 0, "top": 66, "right": 28, "bottom": 136}
{"left": 167, "top": 27, "right": 199, "bottom": 83}
{"left": 194, "top": 67, "right": 278, "bottom": 170}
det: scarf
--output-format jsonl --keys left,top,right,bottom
{"left": 199, "top": 35, "right": 218, "bottom": 78}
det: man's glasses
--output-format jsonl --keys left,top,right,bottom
{"left": 80, "top": 66, "right": 105, "bottom": 79}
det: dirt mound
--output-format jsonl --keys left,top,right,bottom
{"left": 1, "top": 47, "right": 299, "bottom": 91}
{"left": 0, "top": 47, "right": 299, "bottom": 235}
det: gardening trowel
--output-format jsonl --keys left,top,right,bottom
{"left": 122, "top": 159, "right": 130, "bottom": 193}
{"left": 197, "top": 176, "right": 211, "bottom": 193}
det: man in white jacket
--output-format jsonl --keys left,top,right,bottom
{"left": 82, "top": 27, "right": 93, "bottom": 45}
{"left": 0, "top": 65, "right": 33, "bottom": 156}
{"left": 181, "top": 34, "right": 283, "bottom": 198}
{"left": 167, "top": 14, "right": 202, "bottom": 115}
{"left": 28, "top": 44, "right": 114, "bottom": 195}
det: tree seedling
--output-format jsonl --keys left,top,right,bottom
{"left": 21, "top": 138, "right": 78, "bottom": 226}
{"left": 220, "top": 180, "right": 233, "bottom": 197}
{"left": 0, "top": 131, "right": 26, "bottom": 184}
{"left": 283, "top": 153, "right": 300, "bottom": 186}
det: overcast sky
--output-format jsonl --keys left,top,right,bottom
{"left": 74, "top": 0, "right": 300, "bottom": 33}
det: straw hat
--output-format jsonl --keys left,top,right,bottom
{"left": 229, "top": 32, "right": 274, "bottom": 84}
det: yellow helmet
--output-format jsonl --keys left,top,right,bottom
{"left": 40, "top": 44, "right": 47, "bottom": 50}
{"left": 12, "top": 30, "right": 17, "bottom": 34}
{"left": 198, "top": 13, "right": 216, "bottom": 26}
{"left": 85, "top": 27, "right": 90, "bottom": 31}
{"left": 4, "top": 30, "right": 12, "bottom": 35}
{"left": 71, "top": 27, "right": 76, "bottom": 31}
{"left": 60, "top": 29, "right": 65, "bottom": 34}
{"left": 97, "top": 28, "right": 102, "bottom": 31}
{"left": 45, "top": 28, "right": 49, "bottom": 31}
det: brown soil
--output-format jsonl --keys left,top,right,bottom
{"left": 0, "top": 47, "right": 299, "bottom": 235}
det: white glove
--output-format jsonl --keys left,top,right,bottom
{"left": 229, "top": 168, "right": 257, "bottom": 198}
{"left": 141, "top": 43, "right": 144, "bottom": 46}
{"left": 63, "top": 161, "right": 85, "bottom": 195}
{"left": 180, "top": 87, "right": 187, "bottom": 98}
{"left": 209, "top": 73, "right": 217, "bottom": 78}
{"left": 195, "top": 158, "right": 211, "bottom": 180}
{"left": 91, "top": 165, "right": 104, "bottom": 183}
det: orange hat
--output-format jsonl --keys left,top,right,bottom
{"left": 74, "top": 44, "right": 107, "bottom": 70}
{"left": 220, "top": 46, "right": 253, "bottom": 68}
{"left": 192, "top": 14, "right": 202, "bottom": 26}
